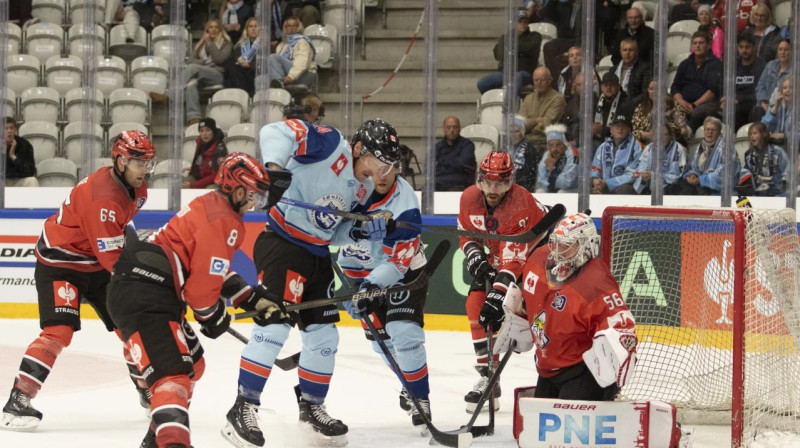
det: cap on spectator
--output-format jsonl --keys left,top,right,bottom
{"left": 610, "top": 113, "right": 631, "bottom": 128}
{"left": 198, "top": 118, "right": 217, "bottom": 132}
{"left": 601, "top": 72, "right": 620, "bottom": 85}
{"left": 545, "top": 124, "right": 569, "bottom": 147}
{"left": 513, "top": 115, "right": 525, "bottom": 131}
{"left": 697, "top": 4, "right": 712, "bottom": 15}
{"left": 517, "top": 10, "right": 530, "bottom": 21}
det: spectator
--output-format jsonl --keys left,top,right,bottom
{"left": 519, "top": 67, "right": 566, "bottom": 149}
{"left": 4, "top": 117, "right": 38, "bottom": 187}
{"left": 713, "top": 0, "right": 771, "bottom": 34}
{"left": 633, "top": 124, "right": 688, "bottom": 195}
{"left": 525, "top": 0, "right": 546, "bottom": 22}
{"left": 722, "top": 31, "right": 764, "bottom": 130}
{"left": 557, "top": 46, "right": 599, "bottom": 103}
{"left": 268, "top": 16, "right": 318, "bottom": 91}
{"left": 609, "top": 7, "right": 654, "bottom": 65}
{"left": 541, "top": 0, "right": 581, "bottom": 78}
{"left": 9, "top": 0, "right": 32, "bottom": 25}
{"left": 745, "top": 2, "right": 781, "bottom": 63}
{"left": 563, "top": 72, "right": 597, "bottom": 144}
{"left": 224, "top": 17, "right": 259, "bottom": 96}
{"left": 737, "top": 121, "right": 788, "bottom": 197}
{"left": 671, "top": 31, "right": 723, "bottom": 132}
{"left": 613, "top": 37, "right": 651, "bottom": 100}
{"left": 434, "top": 116, "right": 477, "bottom": 191}
{"left": 597, "top": 0, "right": 624, "bottom": 52}
{"left": 536, "top": 123, "right": 578, "bottom": 193}
{"left": 753, "top": 39, "right": 791, "bottom": 122}
{"left": 591, "top": 112, "right": 643, "bottom": 194}
{"left": 632, "top": 80, "right": 689, "bottom": 145}
{"left": 669, "top": 0, "right": 700, "bottom": 25}
{"left": 220, "top": 0, "right": 254, "bottom": 44}
{"left": 283, "top": 0, "right": 322, "bottom": 28}
{"left": 510, "top": 116, "right": 540, "bottom": 192}
{"left": 762, "top": 78, "right": 792, "bottom": 144}
{"left": 107, "top": 1, "right": 143, "bottom": 43}
{"left": 183, "top": 118, "right": 228, "bottom": 189}
{"left": 697, "top": 5, "right": 723, "bottom": 59}
{"left": 592, "top": 73, "right": 633, "bottom": 147}
{"left": 477, "top": 11, "right": 541, "bottom": 95}
{"left": 672, "top": 116, "right": 737, "bottom": 195}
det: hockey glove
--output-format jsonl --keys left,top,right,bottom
{"left": 464, "top": 244, "right": 496, "bottom": 284}
{"left": 342, "top": 300, "right": 361, "bottom": 320}
{"left": 197, "top": 299, "right": 231, "bottom": 339}
{"left": 362, "top": 211, "right": 395, "bottom": 242}
{"left": 352, "top": 282, "right": 386, "bottom": 316}
{"left": 478, "top": 288, "right": 506, "bottom": 331}
{"left": 238, "top": 284, "right": 291, "bottom": 326}
{"left": 264, "top": 169, "right": 293, "bottom": 209}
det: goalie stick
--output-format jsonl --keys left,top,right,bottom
{"left": 278, "top": 197, "right": 566, "bottom": 243}
{"left": 225, "top": 327, "right": 301, "bottom": 371}
{"left": 232, "top": 240, "right": 451, "bottom": 320}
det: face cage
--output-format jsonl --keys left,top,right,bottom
{"left": 248, "top": 189, "right": 270, "bottom": 210}
{"left": 477, "top": 175, "right": 512, "bottom": 194}
{"left": 123, "top": 156, "right": 157, "bottom": 174}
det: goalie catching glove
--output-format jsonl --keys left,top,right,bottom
{"left": 237, "top": 284, "right": 292, "bottom": 326}
{"left": 493, "top": 283, "right": 535, "bottom": 354}
{"left": 582, "top": 327, "right": 637, "bottom": 388}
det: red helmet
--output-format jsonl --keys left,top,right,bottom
{"left": 479, "top": 151, "right": 513, "bottom": 182}
{"left": 112, "top": 130, "right": 156, "bottom": 161}
{"left": 215, "top": 153, "right": 271, "bottom": 208}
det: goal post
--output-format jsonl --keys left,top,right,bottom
{"left": 601, "top": 206, "right": 800, "bottom": 448}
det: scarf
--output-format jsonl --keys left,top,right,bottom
{"left": 224, "top": 1, "right": 244, "bottom": 26}
{"left": 280, "top": 34, "right": 315, "bottom": 61}
{"left": 240, "top": 37, "right": 259, "bottom": 63}
{"left": 546, "top": 154, "right": 567, "bottom": 192}
{"left": 615, "top": 62, "right": 633, "bottom": 94}
{"left": 696, "top": 137, "right": 722, "bottom": 172}
{"left": 745, "top": 146, "right": 777, "bottom": 185}
{"left": 595, "top": 92, "right": 621, "bottom": 128}
{"left": 601, "top": 134, "right": 635, "bottom": 177}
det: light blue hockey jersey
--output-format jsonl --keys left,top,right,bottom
{"left": 260, "top": 119, "right": 374, "bottom": 257}
{"left": 333, "top": 177, "right": 426, "bottom": 288}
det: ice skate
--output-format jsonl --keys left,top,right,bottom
{"left": 409, "top": 397, "right": 431, "bottom": 436}
{"left": 464, "top": 376, "right": 500, "bottom": 414}
{"left": 295, "top": 385, "right": 348, "bottom": 446}
{"left": 398, "top": 390, "right": 412, "bottom": 412}
{"left": 137, "top": 385, "right": 152, "bottom": 418}
{"left": 1, "top": 387, "right": 42, "bottom": 432}
{"left": 221, "top": 396, "right": 265, "bottom": 447}
{"left": 140, "top": 427, "right": 157, "bottom": 448}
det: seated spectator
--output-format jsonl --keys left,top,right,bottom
{"left": 762, "top": 78, "right": 792, "bottom": 144}
{"left": 591, "top": 113, "right": 643, "bottom": 194}
{"left": 220, "top": 0, "right": 254, "bottom": 44}
{"left": 557, "top": 46, "right": 599, "bottom": 103}
{"left": 609, "top": 7, "right": 654, "bottom": 66}
{"left": 434, "top": 116, "right": 477, "bottom": 191}
{"left": 671, "top": 32, "right": 723, "bottom": 132}
{"left": 563, "top": 72, "right": 597, "bottom": 144}
{"left": 9, "top": 0, "right": 32, "bottom": 25}
{"left": 671, "top": 116, "right": 737, "bottom": 195}
{"left": 536, "top": 124, "right": 578, "bottom": 193}
{"left": 541, "top": 0, "right": 581, "bottom": 78}
{"left": 108, "top": 0, "right": 169, "bottom": 37}
{"left": 524, "top": 0, "right": 546, "bottom": 22}
{"left": 632, "top": 80, "right": 689, "bottom": 146}
{"left": 224, "top": 17, "right": 260, "bottom": 96}
{"left": 183, "top": 118, "right": 228, "bottom": 189}
{"left": 737, "top": 122, "right": 788, "bottom": 197}
{"left": 613, "top": 37, "right": 651, "bottom": 101}
{"left": 284, "top": 0, "right": 322, "bottom": 28}
{"left": 510, "top": 116, "right": 539, "bottom": 192}
{"left": 268, "top": 16, "right": 318, "bottom": 91}
{"left": 4, "top": 117, "right": 38, "bottom": 187}
{"left": 722, "top": 31, "right": 764, "bottom": 130}
{"left": 592, "top": 73, "right": 633, "bottom": 147}
{"left": 745, "top": 2, "right": 781, "bottom": 63}
{"left": 669, "top": 0, "right": 700, "bottom": 25}
{"left": 477, "top": 11, "right": 541, "bottom": 95}
{"left": 520, "top": 67, "right": 566, "bottom": 149}
{"left": 633, "top": 124, "right": 688, "bottom": 195}
{"left": 712, "top": 0, "right": 769, "bottom": 34}
{"left": 753, "top": 39, "right": 791, "bottom": 122}
{"left": 697, "top": 5, "right": 723, "bottom": 59}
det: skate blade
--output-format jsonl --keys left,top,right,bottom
{"left": 465, "top": 397, "right": 500, "bottom": 414}
{"left": 1, "top": 412, "right": 41, "bottom": 432}
{"left": 221, "top": 422, "right": 264, "bottom": 448}
{"left": 302, "top": 422, "right": 349, "bottom": 447}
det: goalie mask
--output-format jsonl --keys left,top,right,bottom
{"left": 546, "top": 213, "right": 600, "bottom": 287}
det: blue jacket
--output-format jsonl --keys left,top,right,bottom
{"left": 739, "top": 144, "right": 789, "bottom": 196}
{"left": 755, "top": 59, "right": 791, "bottom": 104}
{"left": 536, "top": 146, "right": 578, "bottom": 193}
{"left": 591, "top": 134, "right": 643, "bottom": 192}
{"left": 683, "top": 137, "right": 739, "bottom": 192}
{"left": 633, "top": 140, "right": 687, "bottom": 193}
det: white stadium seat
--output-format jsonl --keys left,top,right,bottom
{"left": 182, "top": 123, "right": 200, "bottom": 164}
{"left": 226, "top": 123, "right": 258, "bottom": 158}
{"left": 773, "top": 0, "right": 792, "bottom": 27}
{"left": 68, "top": 0, "right": 106, "bottom": 25}
{"left": 63, "top": 122, "right": 105, "bottom": 166}
{"left": 25, "top": 21, "right": 64, "bottom": 64}
{"left": 322, "top": 0, "right": 362, "bottom": 37}
{"left": 19, "top": 120, "right": 60, "bottom": 164}
{"left": 45, "top": 55, "right": 83, "bottom": 96}
{"left": 7, "top": 54, "right": 41, "bottom": 96}
{"left": 64, "top": 87, "right": 104, "bottom": 124}
{"left": 460, "top": 123, "right": 500, "bottom": 163}
{"left": 32, "top": 0, "right": 66, "bottom": 25}
{"left": 477, "top": 89, "right": 504, "bottom": 132}
{"left": 596, "top": 54, "right": 614, "bottom": 79}
{"left": 20, "top": 87, "right": 61, "bottom": 124}
{"left": 4, "top": 22, "right": 22, "bottom": 55}
{"left": 131, "top": 55, "right": 169, "bottom": 95}
{"left": 735, "top": 123, "right": 754, "bottom": 163}
{"left": 108, "top": 88, "right": 150, "bottom": 125}
{"left": 108, "top": 24, "right": 148, "bottom": 62}
{"left": 67, "top": 23, "right": 106, "bottom": 57}
{"left": 150, "top": 159, "right": 191, "bottom": 189}
{"left": 150, "top": 25, "right": 190, "bottom": 61}
{"left": 529, "top": 22, "right": 557, "bottom": 40}
{"left": 37, "top": 158, "right": 78, "bottom": 187}
{"left": 250, "top": 88, "right": 291, "bottom": 124}
{"left": 3, "top": 87, "right": 16, "bottom": 119}
{"left": 90, "top": 158, "right": 114, "bottom": 173}
{"left": 95, "top": 56, "right": 128, "bottom": 96}
{"left": 206, "top": 88, "right": 250, "bottom": 132}
{"left": 304, "top": 24, "right": 338, "bottom": 69}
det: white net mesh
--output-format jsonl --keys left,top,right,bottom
{"left": 605, "top": 207, "right": 800, "bottom": 444}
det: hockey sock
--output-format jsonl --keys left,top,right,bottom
{"left": 385, "top": 321, "right": 430, "bottom": 399}
{"left": 150, "top": 374, "right": 191, "bottom": 448}
{"left": 298, "top": 323, "right": 338, "bottom": 403}
{"left": 238, "top": 323, "right": 291, "bottom": 404}
{"left": 15, "top": 325, "right": 73, "bottom": 397}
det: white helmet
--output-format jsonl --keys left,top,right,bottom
{"left": 546, "top": 213, "right": 600, "bottom": 286}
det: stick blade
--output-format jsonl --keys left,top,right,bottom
{"left": 429, "top": 430, "right": 472, "bottom": 447}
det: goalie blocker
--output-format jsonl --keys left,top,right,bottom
{"left": 512, "top": 387, "right": 683, "bottom": 448}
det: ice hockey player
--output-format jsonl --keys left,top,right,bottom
{"left": 1, "top": 131, "right": 155, "bottom": 432}
{"left": 458, "top": 150, "right": 549, "bottom": 413}
{"left": 222, "top": 119, "right": 396, "bottom": 447}
{"left": 107, "top": 152, "right": 291, "bottom": 448}
{"left": 492, "top": 212, "right": 638, "bottom": 400}
{"left": 332, "top": 120, "right": 433, "bottom": 434}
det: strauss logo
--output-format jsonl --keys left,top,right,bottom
{"left": 704, "top": 240, "right": 734, "bottom": 324}
{"left": 127, "top": 340, "right": 146, "bottom": 371}
{"left": 58, "top": 284, "right": 78, "bottom": 307}
{"left": 289, "top": 277, "right": 304, "bottom": 301}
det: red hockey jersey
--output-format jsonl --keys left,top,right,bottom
{"left": 36, "top": 167, "right": 147, "bottom": 273}
{"left": 520, "top": 246, "right": 636, "bottom": 378}
{"left": 152, "top": 191, "right": 246, "bottom": 313}
{"left": 457, "top": 184, "right": 547, "bottom": 280}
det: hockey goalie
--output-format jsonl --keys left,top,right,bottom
{"left": 492, "top": 213, "right": 683, "bottom": 448}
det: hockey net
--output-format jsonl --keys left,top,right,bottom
{"left": 601, "top": 206, "right": 800, "bottom": 447}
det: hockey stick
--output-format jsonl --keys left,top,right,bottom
{"left": 231, "top": 240, "right": 451, "bottom": 320}
{"left": 278, "top": 197, "right": 567, "bottom": 243}
{"left": 329, "top": 260, "right": 472, "bottom": 448}
{"left": 225, "top": 327, "right": 301, "bottom": 371}
{"left": 484, "top": 325, "right": 496, "bottom": 436}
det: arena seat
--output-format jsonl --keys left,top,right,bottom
{"left": 3, "top": 87, "right": 16, "bottom": 119}
{"left": 477, "top": 89, "right": 504, "bottom": 132}
{"left": 596, "top": 54, "right": 614, "bottom": 79}
{"left": 131, "top": 55, "right": 169, "bottom": 95}
{"left": 109, "top": 24, "right": 148, "bottom": 62}
{"left": 226, "top": 123, "right": 258, "bottom": 158}
{"left": 19, "top": 120, "right": 60, "bottom": 164}
{"left": 150, "top": 24, "right": 191, "bottom": 61}
{"left": 20, "top": 87, "right": 61, "bottom": 124}
{"left": 7, "top": 54, "right": 41, "bottom": 96}
{"left": 45, "top": 55, "right": 83, "bottom": 96}
{"left": 37, "top": 158, "right": 78, "bottom": 187}
{"left": 68, "top": 0, "right": 106, "bottom": 26}
{"left": 206, "top": 88, "right": 250, "bottom": 132}
{"left": 735, "top": 123, "right": 754, "bottom": 163}
{"left": 107, "top": 122, "right": 149, "bottom": 154}
{"left": 95, "top": 55, "right": 128, "bottom": 96}
{"left": 4, "top": 22, "right": 22, "bottom": 55}
{"left": 63, "top": 122, "right": 105, "bottom": 166}
{"left": 25, "top": 22, "right": 64, "bottom": 64}
{"left": 461, "top": 123, "right": 500, "bottom": 164}
{"left": 304, "top": 24, "right": 338, "bottom": 69}
{"left": 182, "top": 123, "right": 200, "bottom": 164}
{"left": 150, "top": 159, "right": 191, "bottom": 189}
{"left": 250, "top": 88, "right": 292, "bottom": 124}
{"left": 32, "top": 0, "right": 66, "bottom": 25}
{"left": 67, "top": 23, "right": 106, "bottom": 57}
{"left": 64, "top": 87, "right": 105, "bottom": 124}
{"left": 322, "top": 0, "right": 362, "bottom": 37}
{"left": 108, "top": 88, "right": 149, "bottom": 125}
